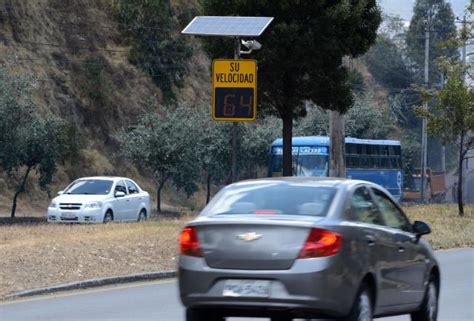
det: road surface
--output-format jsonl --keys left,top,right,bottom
{"left": 1, "top": 248, "right": 472, "bottom": 321}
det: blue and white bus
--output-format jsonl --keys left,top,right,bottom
{"left": 270, "top": 136, "right": 403, "bottom": 201}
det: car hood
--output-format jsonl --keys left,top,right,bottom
{"left": 53, "top": 194, "right": 110, "bottom": 203}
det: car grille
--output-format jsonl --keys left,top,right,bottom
{"left": 59, "top": 203, "right": 82, "bottom": 210}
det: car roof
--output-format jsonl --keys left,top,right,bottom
{"left": 230, "top": 177, "right": 373, "bottom": 188}
{"left": 75, "top": 176, "right": 132, "bottom": 182}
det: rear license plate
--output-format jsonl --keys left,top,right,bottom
{"left": 61, "top": 212, "right": 76, "bottom": 219}
{"left": 223, "top": 280, "right": 270, "bottom": 298}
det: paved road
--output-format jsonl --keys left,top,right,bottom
{"left": 1, "top": 248, "right": 473, "bottom": 321}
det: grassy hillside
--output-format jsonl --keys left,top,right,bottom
{"left": 0, "top": 0, "right": 210, "bottom": 215}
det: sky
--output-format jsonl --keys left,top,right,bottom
{"left": 378, "top": 0, "right": 470, "bottom": 21}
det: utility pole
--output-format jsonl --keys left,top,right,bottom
{"left": 440, "top": 73, "right": 446, "bottom": 173}
{"left": 420, "top": 25, "right": 430, "bottom": 204}
{"left": 461, "top": 15, "right": 467, "bottom": 204}
{"left": 231, "top": 37, "right": 240, "bottom": 183}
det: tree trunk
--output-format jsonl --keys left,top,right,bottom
{"left": 457, "top": 132, "right": 465, "bottom": 217}
{"left": 156, "top": 174, "right": 169, "bottom": 213}
{"left": 206, "top": 170, "right": 211, "bottom": 204}
{"left": 11, "top": 165, "right": 33, "bottom": 218}
{"left": 282, "top": 114, "right": 293, "bottom": 177}
{"left": 329, "top": 111, "right": 346, "bottom": 178}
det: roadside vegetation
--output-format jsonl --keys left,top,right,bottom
{"left": 0, "top": 205, "right": 472, "bottom": 300}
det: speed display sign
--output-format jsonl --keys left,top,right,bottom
{"left": 212, "top": 59, "right": 257, "bottom": 122}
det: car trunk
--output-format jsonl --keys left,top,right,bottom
{"left": 196, "top": 220, "right": 314, "bottom": 270}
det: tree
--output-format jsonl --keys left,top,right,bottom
{"left": 295, "top": 94, "right": 395, "bottom": 139}
{"left": 406, "top": 0, "right": 458, "bottom": 84}
{"left": 417, "top": 60, "right": 473, "bottom": 216}
{"left": 10, "top": 116, "right": 67, "bottom": 217}
{"left": 201, "top": 0, "right": 381, "bottom": 177}
{"left": 118, "top": 107, "right": 201, "bottom": 212}
{"left": 0, "top": 68, "right": 67, "bottom": 218}
{"left": 115, "top": 0, "right": 192, "bottom": 100}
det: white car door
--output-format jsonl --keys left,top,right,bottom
{"left": 125, "top": 180, "right": 142, "bottom": 220}
{"left": 113, "top": 180, "right": 129, "bottom": 221}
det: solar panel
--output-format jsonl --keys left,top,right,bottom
{"left": 182, "top": 16, "right": 274, "bottom": 37}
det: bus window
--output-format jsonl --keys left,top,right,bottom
{"left": 381, "top": 157, "right": 390, "bottom": 168}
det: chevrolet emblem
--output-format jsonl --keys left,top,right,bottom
{"left": 237, "top": 232, "right": 262, "bottom": 242}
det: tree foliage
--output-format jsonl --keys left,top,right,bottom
{"left": 417, "top": 59, "right": 473, "bottom": 216}
{"left": 117, "top": 107, "right": 201, "bottom": 212}
{"left": 115, "top": 0, "right": 192, "bottom": 100}
{"left": 0, "top": 68, "right": 68, "bottom": 217}
{"left": 118, "top": 104, "right": 284, "bottom": 208}
{"left": 295, "top": 94, "right": 395, "bottom": 139}
{"left": 406, "top": 0, "right": 458, "bottom": 84}
{"left": 201, "top": 0, "right": 381, "bottom": 176}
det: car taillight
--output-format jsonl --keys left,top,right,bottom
{"left": 179, "top": 227, "right": 203, "bottom": 257}
{"left": 298, "top": 228, "right": 342, "bottom": 259}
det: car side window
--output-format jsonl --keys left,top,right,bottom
{"left": 126, "top": 180, "right": 139, "bottom": 194}
{"left": 372, "top": 188, "right": 412, "bottom": 232}
{"left": 115, "top": 181, "right": 128, "bottom": 194}
{"left": 351, "top": 187, "right": 384, "bottom": 225}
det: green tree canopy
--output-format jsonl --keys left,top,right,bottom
{"left": 406, "top": 0, "right": 458, "bottom": 84}
{"left": 117, "top": 107, "right": 202, "bottom": 212}
{"left": 0, "top": 68, "right": 68, "bottom": 217}
{"left": 115, "top": 0, "right": 192, "bottom": 100}
{"left": 201, "top": 0, "right": 381, "bottom": 176}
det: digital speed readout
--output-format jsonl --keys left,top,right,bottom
{"left": 214, "top": 88, "right": 254, "bottom": 119}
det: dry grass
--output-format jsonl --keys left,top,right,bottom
{"left": 0, "top": 205, "right": 472, "bottom": 300}
{"left": 0, "top": 216, "right": 193, "bottom": 300}
{"left": 405, "top": 204, "right": 474, "bottom": 250}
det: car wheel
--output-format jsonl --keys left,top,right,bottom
{"left": 137, "top": 209, "right": 147, "bottom": 222}
{"left": 185, "top": 308, "right": 224, "bottom": 321}
{"left": 411, "top": 279, "right": 438, "bottom": 321}
{"left": 103, "top": 210, "right": 113, "bottom": 224}
{"left": 342, "top": 286, "right": 372, "bottom": 321}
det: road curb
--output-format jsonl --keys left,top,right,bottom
{"left": 6, "top": 271, "right": 177, "bottom": 300}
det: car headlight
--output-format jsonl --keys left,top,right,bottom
{"left": 48, "top": 201, "right": 57, "bottom": 208}
{"left": 85, "top": 202, "right": 103, "bottom": 209}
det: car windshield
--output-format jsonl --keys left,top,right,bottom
{"left": 201, "top": 182, "right": 337, "bottom": 217}
{"left": 65, "top": 180, "right": 113, "bottom": 195}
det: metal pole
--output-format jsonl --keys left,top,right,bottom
{"left": 441, "top": 71, "right": 446, "bottom": 173}
{"left": 231, "top": 37, "right": 240, "bottom": 183}
{"left": 461, "top": 16, "right": 468, "bottom": 203}
{"left": 421, "top": 26, "right": 430, "bottom": 203}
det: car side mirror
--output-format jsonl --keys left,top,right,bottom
{"left": 413, "top": 220, "right": 431, "bottom": 241}
{"left": 115, "top": 191, "right": 126, "bottom": 198}
{"left": 57, "top": 190, "right": 64, "bottom": 196}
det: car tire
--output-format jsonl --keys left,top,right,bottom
{"left": 103, "top": 210, "right": 113, "bottom": 224}
{"left": 342, "top": 286, "right": 373, "bottom": 321}
{"left": 137, "top": 209, "right": 147, "bottom": 222}
{"left": 411, "top": 279, "right": 438, "bottom": 321}
{"left": 185, "top": 308, "right": 224, "bottom": 321}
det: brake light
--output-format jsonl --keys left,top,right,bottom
{"left": 179, "top": 227, "right": 203, "bottom": 257}
{"left": 298, "top": 228, "right": 342, "bottom": 258}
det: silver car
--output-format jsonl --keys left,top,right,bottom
{"left": 179, "top": 178, "right": 439, "bottom": 321}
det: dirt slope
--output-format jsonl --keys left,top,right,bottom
{"left": 0, "top": 0, "right": 210, "bottom": 215}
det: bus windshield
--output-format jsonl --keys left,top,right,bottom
{"left": 270, "top": 146, "right": 329, "bottom": 177}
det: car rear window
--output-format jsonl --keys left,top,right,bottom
{"left": 201, "top": 182, "right": 336, "bottom": 217}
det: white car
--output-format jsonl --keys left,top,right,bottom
{"left": 47, "top": 176, "right": 150, "bottom": 223}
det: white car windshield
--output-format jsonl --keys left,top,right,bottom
{"left": 65, "top": 180, "right": 114, "bottom": 195}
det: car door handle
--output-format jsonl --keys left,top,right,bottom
{"left": 364, "top": 235, "right": 376, "bottom": 246}
{"left": 398, "top": 246, "right": 405, "bottom": 253}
